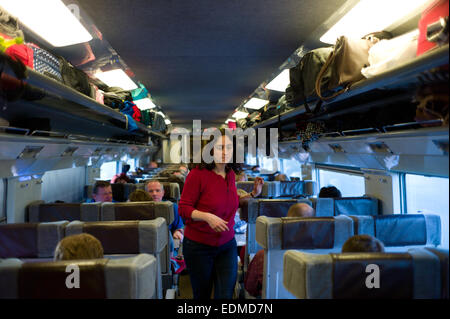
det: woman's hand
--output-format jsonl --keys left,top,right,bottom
{"left": 251, "top": 177, "right": 264, "bottom": 197}
{"left": 173, "top": 229, "right": 184, "bottom": 241}
{"left": 205, "top": 213, "right": 229, "bottom": 232}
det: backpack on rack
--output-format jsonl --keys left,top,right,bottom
{"left": 287, "top": 47, "right": 334, "bottom": 111}
{"left": 140, "top": 109, "right": 152, "bottom": 126}
{"left": 149, "top": 111, "right": 166, "bottom": 132}
{"left": 260, "top": 102, "right": 279, "bottom": 121}
{"left": 58, "top": 57, "right": 91, "bottom": 97}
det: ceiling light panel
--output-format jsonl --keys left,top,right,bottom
{"left": 0, "top": 0, "right": 93, "bottom": 47}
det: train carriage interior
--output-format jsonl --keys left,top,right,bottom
{"left": 0, "top": 0, "right": 449, "bottom": 300}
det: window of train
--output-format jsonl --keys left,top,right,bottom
{"left": 245, "top": 152, "right": 257, "bottom": 166}
{"left": 259, "top": 157, "right": 280, "bottom": 174}
{"left": 281, "top": 159, "right": 302, "bottom": 178}
{"left": 125, "top": 158, "right": 136, "bottom": 173}
{"left": 318, "top": 169, "right": 365, "bottom": 197}
{"left": 405, "top": 174, "right": 449, "bottom": 248}
{"left": 100, "top": 161, "right": 118, "bottom": 180}
{"left": 0, "top": 179, "right": 5, "bottom": 222}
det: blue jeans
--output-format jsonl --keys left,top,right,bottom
{"left": 182, "top": 237, "right": 237, "bottom": 299}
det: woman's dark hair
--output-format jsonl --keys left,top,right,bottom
{"left": 318, "top": 186, "right": 342, "bottom": 198}
{"left": 188, "top": 127, "right": 242, "bottom": 174}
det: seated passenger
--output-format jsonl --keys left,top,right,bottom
{"left": 178, "top": 165, "right": 189, "bottom": 176}
{"left": 111, "top": 164, "right": 133, "bottom": 184}
{"left": 146, "top": 180, "right": 184, "bottom": 242}
{"left": 111, "top": 173, "right": 131, "bottom": 184}
{"left": 54, "top": 234, "right": 104, "bottom": 261}
{"left": 287, "top": 202, "right": 315, "bottom": 217}
{"left": 274, "top": 174, "right": 289, "bottom": 182}
{"left": 149, "top": 161, "right": 158, "bottom": 169}
{"left": 236, "top": 172, "right": 248, "bottom": 182}
{"left": 128, "top": 189, "right": 152, "bottom": 202}
{"left": 318, "top": 186, "right": 342, "bottom": 198}
{"left": 342, "top": 235, "right": 385, "bottom": 253}
{"left": 89, "top": 181, "right": 113, "bottom": 203}
{"left": 244, "top": 202, "right": 315, "bottom": 298}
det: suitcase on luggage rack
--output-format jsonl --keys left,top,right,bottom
{"left": 417, "top": 0, "right": 449, "bottom": 56}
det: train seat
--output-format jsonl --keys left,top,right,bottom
{"left": 255, "top": 215, "right": 354, "bottom": 298}
{"left": 27, "top": 202, "right": 101, "bottom": 222}
{"left": 276, "top": 180, "right": 316, "bottom": 198}
{"left": 237, "top": 181, "right": 273, "bottom": 197}
{"left": 311, "top": 196, "right": 380, "bottom": 217}
{"left": 99, "top": 201, "right": 174, "bottom": 293}
{"left": 283, "top": 248, "right": 448, "bottom": 299}
{"left": 0, "top": 221, "right": 67, "bottom": 259}
{"left": 244, "top": 198, "right": 313, "bottom": 260}
{"left": 349, "top": 214, "right": 441, "bottom": 251}
{"left": 65, "top": 218, "right": 167, "bottom": 298}
{"left": 0, "top": 254, "right": 157, "bottom": 299}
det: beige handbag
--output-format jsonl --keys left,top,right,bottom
{"left": 315, "top": 36, "right": 377, "bottom": 100}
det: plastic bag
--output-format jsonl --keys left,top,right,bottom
{"left": 361, "top": 30, "right": 419, "bottom": 78}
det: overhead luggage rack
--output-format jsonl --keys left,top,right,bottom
{"left": 253, "top": 44, "right": 449, "bottom": 129}
{"left": 0, "top": 52, "right": 167, "bottom": 144}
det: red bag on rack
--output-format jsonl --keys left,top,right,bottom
{"left": 417, "top": 0, "right": 449, "bottom": 56}
{"left": 1, "top": 34, "right": 33, "bottom": 68}
{"left": 132, "top": 103, "right": 142, "bottom": 122}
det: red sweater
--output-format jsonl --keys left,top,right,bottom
{"left": 179, "top": 167, "right": 239, "bottom": 247}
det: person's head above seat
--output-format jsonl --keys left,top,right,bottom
{"left": 287, "top": 203, "right": 315, "bottom": 218}
{"left": 236, "top": 172, "right": 248, "bottom": 182}
{"left": 149, "top": 161, "right": 158, "bottom": 169}
{"left": 145, "top": 180, "right": 164, "bottom": 202}
{"left": 54, "top": 234, "right": 104, "bottom": 261}
{"left": 342, "top": 235, "right": 385, "bottom": 253}
{"left": 318, "top": 186, "right": 342, "bottom": 198}
{"left": 128, "top": 189, "right": 152, "bottom": 202}
{"left": 92, "top": 180, "right": 113, "bottom": 202}
{"left": 274, "top": 174, "right": 288, "bottom": 182}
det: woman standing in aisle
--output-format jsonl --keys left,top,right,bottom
{"left": 179, "top": 128, "right": 263, "bottom": 299}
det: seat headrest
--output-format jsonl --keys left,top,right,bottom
{"left": 277, "top": 181, "right": 304, "bottom": 197}
{"left": 0, "top": 254, "right": 157, "bottom": 299}
{"left": 65, "top": 219, "right": 167, "bottom": 254}
{"left": 314, "top": 197, "right": 379, "bottom": 217}
{"left": 283, "top": 248, "right": 444, "bottom": 299}
{"left": 256, "top": 215, "right": 353, "bottom": 250}
{"left": 100, "top": 202, "right": 174, "bottom": 225}
{"left": 0, "top": 222, "right": 68, "bottom": 258}
{"left": 350, "top": 214, "right": 441, "bottom": 247}
{"left": 236, "top": 181, "right": 277, "bottom": 197}
{"left": 28, "top": 203, "right": 101, "bottom": 222}
{"left": 247, "top": 198, "right": 313, "bottom": 223}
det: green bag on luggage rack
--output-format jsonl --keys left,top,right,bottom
{"left": 131, "top": 82, "right": 149, "bottom": 101}
{"left": 141, "top": 109, "right": 152, "bottom": 126}
{"left": 287, "top": 47, "right": 334, "bottom": 112}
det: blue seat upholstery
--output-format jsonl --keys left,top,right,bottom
{"left": 349, "top": 214, "right": 441, "bottom": 250}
